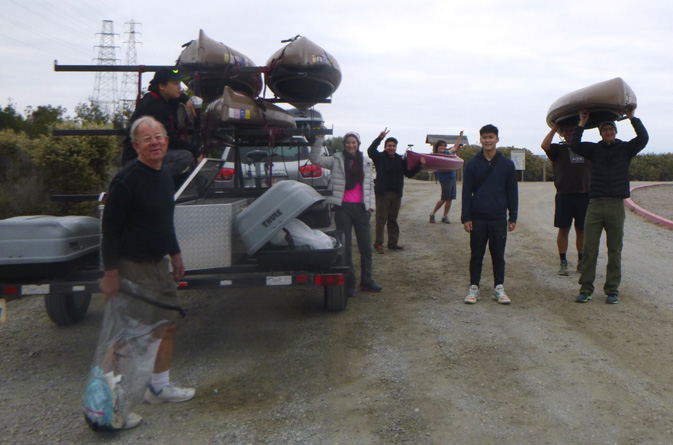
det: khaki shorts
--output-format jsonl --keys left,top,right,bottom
{"left": 118, "top": 257, "right": 179, "bottom": 324}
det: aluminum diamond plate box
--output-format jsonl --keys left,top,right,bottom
{"left": 175, "top": 199, "right": 247, "bottom": 270}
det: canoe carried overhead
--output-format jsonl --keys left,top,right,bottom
{"left": 265, "top": 35, "right": 342, "bottom": 110}
{"left": 405, "top": 151, "right": 464, "bottom": 172}
{"left": 206, "top": 86, "right": 296, "bottom": 131}
{"left": 177, "top": 29, "right": 262, "bottom": 100}
{"left": 546, "top": 77, "right": 637, "bottom": 129}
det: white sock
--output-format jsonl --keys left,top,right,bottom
{"left": 151, "top": 371, "right": 170, "bottom": 391}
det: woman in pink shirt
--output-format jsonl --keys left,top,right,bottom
{"left": 310, "top": 132, "right": 380, "bottom": 297}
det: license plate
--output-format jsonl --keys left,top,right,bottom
{"left": 266, "top": 276, "right": 292, "bottom": 286}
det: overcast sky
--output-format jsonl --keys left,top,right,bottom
{"left": 1, "top": 0, "right": 671, "bottom": 154}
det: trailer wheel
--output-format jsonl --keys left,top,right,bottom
{"left": 45, "top": 292, "right": 92, "bottom": 325}
{"left": 323, "top": 285, "right": 347, "bottom": 311}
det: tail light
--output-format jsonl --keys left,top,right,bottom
{"left": 314, "top": 274, "right": 345, "bottom": 286}
{"left": 299, "top": 164, "right": 322, "bottom": 178}
{"left": 216, "top": 167, "right": 235, "bottom": 181}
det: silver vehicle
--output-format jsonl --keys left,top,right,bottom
{"left": 212, "top": 135, "right": 331, "bottom": 193}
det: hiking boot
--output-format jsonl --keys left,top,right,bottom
{"left": 360, "top": 281, "right": 382, "bottom": 293}
{"left": 575, "top": 293, "right": 592, "bottom": 303}
{"left": 576, "top": 260, "right": 583, "bottom": 273}
{"left": 429, "top": 214, "right": 435, "bottom": 223}
{"left": 558, "top": 260, "right": 569, "bottom": 276}
{"left": 374, "top": 245, "right": 385, "bottom": 254}
{"left": 144, "top": 384, "right": 195, "bottom": 404}
{"left": 492, "top": 284, "right": 511, "bottom": 304}
{"left": 464, "top": 285, "right": 480, "bottom": 304}
{"left": 606, "top": 294, "right": 619, "bottom": 304}
{"left": 388, "top": 245, "right": 405, "bottom": 251}
{"left": 121, "top": 412, "right": 142, "bottom": 430}
{"left": 441, "top": 216, "right": 450, "bottom": 224}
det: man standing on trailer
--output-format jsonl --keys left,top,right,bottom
{"left": 122, "top": 68, "right": 201, "bottom": 184}
{"left": 100, "top": 116, "right": 195, "bottom": 429}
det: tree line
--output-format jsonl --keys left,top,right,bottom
{"left": 0, "top": 101, "right": 121, "bottom": 218}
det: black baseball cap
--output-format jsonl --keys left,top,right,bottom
{"left": 150, "top": 67, "right": 183, "bottom": 85}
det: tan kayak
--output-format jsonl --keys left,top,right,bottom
{"left": 177, "top": 29, "right": 262, "bottom": 100}
{"left": 265, "top": 35, "right": 342, "bottom": 109}
{"left": 206, "top": 86, "right": 296, "bottom": 130}
{"left": 546, "top": 77, "right": 637, "bottom": 129}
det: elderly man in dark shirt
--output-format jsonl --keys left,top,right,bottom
{"left": 100, "top": 116, "right": 195, "bottom": 429}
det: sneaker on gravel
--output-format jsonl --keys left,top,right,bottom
{"left": 558, "top": 260, "right": 569, "bottom": 276}
{"left": 464, "top": 285, "right": 480, "bottom": 304}
{"left": 144, "top": 384, "right": 195, "bottom": 404}
{"left": 575, "top": 293, "right": 592, "bottom": 303}
{"left": 606, "top": 293, "right": 619, "bottom": 304}
{"left": 121, "top": 412, "right": 142, "bottom": 429}
{"left": 374, "top": 245, "right": 385, "bottom": 254}
{"left": 492, "top": 284, "right": 511, "bottom": 304}
{"left": 441, "top": 216, "right": 450, "bottom": 224}
{"left": 360, "top": 281, "right": 382, "bottom": 293}
{"left": 429, "top": 214, "right": 435, "bottom": 223}
{"left": 388, "top": 245, "right": 405, "bottom": 251}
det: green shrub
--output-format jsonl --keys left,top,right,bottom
{"left": 0, "top": 130, "right": 46, "bottom": 218}
{"left": 32, "top": 122, "right": 117, "bottom": 215}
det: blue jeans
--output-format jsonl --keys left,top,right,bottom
{"left": 334, "top": 203, "right": 373, "bottom": 289}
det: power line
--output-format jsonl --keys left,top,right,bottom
{"left": 120, "top": 20, "right": 142, "bottom": 115}
{"left": 92, "top": 20, "right": 119, "bottom": 116}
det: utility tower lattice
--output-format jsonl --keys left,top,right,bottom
{"left": 92, "top": 20, "right": 120, "bottom": 117}
{"left": 120, "top": 20, "right": 142, "bottom": 116}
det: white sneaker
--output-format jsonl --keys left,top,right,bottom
{"left": 122, "top": 412, "right": 143, "bottom": 429}
{"left": 144, "top": 384, "right": 195, "bottom": 404}
{"left": 492, "top": 284, "right": 511, "bottom": 304}
{"left": 464, "top": 285, "right": 480, "bottom": 304}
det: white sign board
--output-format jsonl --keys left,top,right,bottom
{"left": 511, "top": 150, "right": 526, "bottom": 171}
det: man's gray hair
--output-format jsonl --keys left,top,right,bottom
{"left": 130, "top": 116, "right": 167, "bottom": 142}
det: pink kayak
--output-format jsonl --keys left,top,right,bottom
{"left": 406, "top": 150, "right": 464, "bottom": 172}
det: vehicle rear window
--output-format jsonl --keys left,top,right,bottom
{"left": 226, "top": 145, "right": 310, "bottom": 162}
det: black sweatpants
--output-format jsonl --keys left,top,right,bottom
{"left": 469, "top": 218, "right": 508, "bottom": 287}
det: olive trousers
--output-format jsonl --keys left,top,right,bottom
{"left": 578, "top": 198, "right": 625, "bottom": 296}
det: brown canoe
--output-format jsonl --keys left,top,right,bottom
{"left": 177, "top": 29, "right": 262, "bottom": 100}
{"left": 265, "top": 35, "right": 342, "bottom": 109}
{"left": 546, "top": 77, "right": 637, "bottom": 129}
{"left": 206, "top": 86, "right": 296, "bottom": 130}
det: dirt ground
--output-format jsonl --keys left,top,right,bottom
{"left": 2, "top": 180, "right": 673, "bottom": 444}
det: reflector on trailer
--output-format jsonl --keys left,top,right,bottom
{"left": 314, "top": 274, "right": 344, "bottom": 286}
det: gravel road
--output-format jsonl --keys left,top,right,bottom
{"left": 2, "top": 180, "right": 673, "bottom": 444}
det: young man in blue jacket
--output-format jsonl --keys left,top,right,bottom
{"left": 571, "top": 108, "right": 648, "bottom": 304}
{"left": 461, "top": 125, "right": 518, "bottom": 304}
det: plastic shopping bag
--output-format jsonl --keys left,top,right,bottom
{"left": 268, "top": 219, "right": 336, "bottom": 250}
{"left": 83, "top": 279, "right": 173, "bottom": 432}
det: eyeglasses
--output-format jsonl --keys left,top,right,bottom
{"left": 139, "top": 135, "right": 166, "bottom": 144}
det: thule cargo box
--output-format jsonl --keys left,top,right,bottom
{"left": 235, "top": 180, "right": 342, "bottom": 270}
